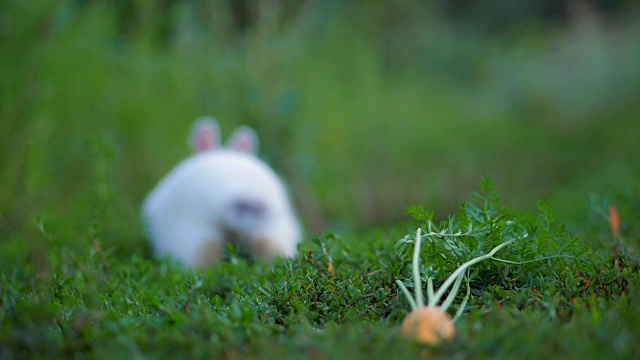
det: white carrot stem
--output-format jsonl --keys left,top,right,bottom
{"left": 413, "top": 228, "right": 425, "bottom": 308}
{"left": 432, "top": 239, "right": 515, "bottom": 305}
{"left": 453, "top": 272, "right": 471, "bottom": 322}
{"left": 427, "top": 276, "right": 435, "bottom": 307}
{"left": 440, "top": 270, "right": 465, "bottom": 312}
{"left": 396, "top": 280, "right": 418, "bottom": 310}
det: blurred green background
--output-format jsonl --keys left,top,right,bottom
{"left": 1, "top": 0, "right": 639, "bottom": 257}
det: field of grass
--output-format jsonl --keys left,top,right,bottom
{"left": 1, "top": 1, "right": 640, "bottom": 358}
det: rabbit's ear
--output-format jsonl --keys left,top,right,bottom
{"left": 190, "top": 117, "right": 221, "bottom": 153}
{"left": 227, "top": 126, "right": 259, "bottom": 154}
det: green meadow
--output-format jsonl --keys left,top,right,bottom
{"left": 1, "top": 1, "right": 639, "bottom": 358}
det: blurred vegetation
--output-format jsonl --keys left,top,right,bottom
{"left": 1, "top": 0, "right": 639, "bottom": 257}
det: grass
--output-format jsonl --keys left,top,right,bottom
{"left": 2, "top": 1, "right": 640, "bottom": 358}
{"left": 2, "top": 179, "right": 639, "bottom": 358}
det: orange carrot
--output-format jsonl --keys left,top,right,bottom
{"left": 400, "top": 307, "right": 455, "bottom": 345}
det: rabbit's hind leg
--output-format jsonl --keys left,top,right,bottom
{"left": 252, "top": 237, "right": 295, "bottom": 260}
{"left": 193, "top": 239, "right": 225, "bottom": 267}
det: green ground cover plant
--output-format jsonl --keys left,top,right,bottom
{"left": 1, "top": 179, "right": 639, "bottom": 358}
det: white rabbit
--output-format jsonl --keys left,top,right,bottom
{"left": 142, "top": 117, "right": 301, "bottom": 267}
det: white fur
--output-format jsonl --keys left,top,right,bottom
{"left": 142, "top": 118, "right": 301, "bottom": 267}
